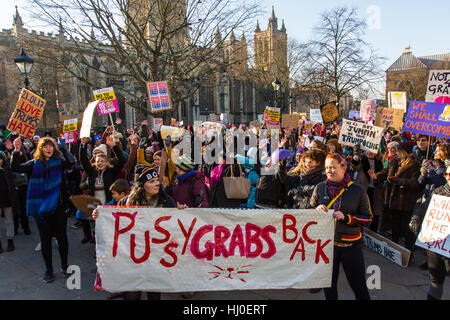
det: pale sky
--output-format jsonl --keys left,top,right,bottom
{"left": 1, "top": 0, "right": 449, "bottom": 99}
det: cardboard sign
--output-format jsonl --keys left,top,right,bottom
{"left": 310, "top": 109, "right": 323, "bottom": 123}
{"left": 362, "top": 228, "right": 411, "bottom": 267}
{"left": 338, "top": 119, "right": 384, "bottom": 153}
{"left": 249, "top": 119, "right": 260, "bottom": 129}
{"left": 415, "top": 194, "right": 450, "bottom": 258}
{"left": 388, "top": 92, "right": 407, "bottom": 112}
{"left": 320, "top": 101, "right": 339, "bottom": 123}
{"left": 403, "top": 100, "right": 450, "bottom": 139}
{"left": 348, "top": 110, "right": 360, "bottom": 120}
{"left": 63, "top": 118, "right": 78, "bottom": 133}
{"left": 70, "top": 195, "right": 102, "bottom": 219}
{"left": 58, "top": 102, "right": 77, "bottom": 121}
{"left": 146, "top": 81, "right": 173, "bottom": 113}
{"left": 7, "top": 88, "right": 46, "bottom": 139}
{"left": 425, "top": 70, "right": 450, "bottom": 103}
{"left": 80, "top": 101, "right": 100, "bottom": 138}
{"left": 63, "top": 131, "right": 77, "bottom": 144}
{"left": 95, "top": 207, "right": 334, "bottom": 292}
{"left": 281, "top": 114, "right": 300, "bottom": 129}
{"left": 374, "top": 107, "right": 404, "bottom": 131}
{"left": 360, "top": 100, "right": 377, "bottom": 122}
{"left": 93, "top": 87, "right": 119, "bottom": 115}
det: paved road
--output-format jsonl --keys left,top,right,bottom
{"left": 0, "top": 215, "right": 448, "bottom": 300}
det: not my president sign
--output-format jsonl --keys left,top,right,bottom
{"left": 338, "top": 119, "right": 384, "bottom": 153}
{"left": 95, "top": 207, "right": 334, "bottom": 292}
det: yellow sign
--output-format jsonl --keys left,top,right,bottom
{"left": 63, "top": 118, "right": 78, "bottom": 133}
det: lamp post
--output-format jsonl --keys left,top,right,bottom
{"left": 14, "top": 48, "right": 33, "bottom": 89}
{"left": 272, "top": 78, "right": 281, "bottom": 109}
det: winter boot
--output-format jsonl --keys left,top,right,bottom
{"left": 7, "top": 239, "right": 14, "bottom": 252}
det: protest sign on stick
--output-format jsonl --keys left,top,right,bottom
{"left": 348, "top": 110, "right": 360, "bottom": 120}
{"left": 58, "top": 102, "right": 77, "bottom": 121}
{"left": 146, "top": 81, "right": 173, "bottom": 113}
{"left": 95, "top": 207, "right": 334, "bottom": 292}
{"left": 7, "top": 88, "right": 46, "bottom": 139}
{"left": 281, "top": 114, "right": 300, "bottom": 129}
{"left": 415, "top": 194, "right": 450, "bottom": 258}
{"left": 374, "top": 107, "right": 404, "bottom": 131}
{"left": 93, "top": 87, "right": 119, "bottom": 115}
{"left": 320, "top": 101, "right": 339, "bottom": 123}
{"left": 360, "top": 100, "right": 377, "bottom": 122}
{"left": 388, "top": 92, "right": 407, "bottom": 111}
{"left": 266, "top": 107, "right": 280, "bottom": 131}
{"left": 425, "top": 70, "right": 450, "bottom": 103}
{"left": 403, "top": 100, "right": 450, "bottom": 139}
{"left": 70, "top": 195, "right": 102, "bottom": 219}
{"left": 338, "top": 119, "right": 384, "bottom": 153}
{"left": 310, "top": 109, "right": 323, "bottom": 123}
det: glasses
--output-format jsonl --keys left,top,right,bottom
{"left": 444, "top": 172, "right": 450, "bottom": 177}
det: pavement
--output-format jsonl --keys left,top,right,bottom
{"left": 0, "top": 214, "right": 449, "bottom": 300}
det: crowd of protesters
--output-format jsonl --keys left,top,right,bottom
{"left": 0, "top": 116, "right": 449, "bottom": 301}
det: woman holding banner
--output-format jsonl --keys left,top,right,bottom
{"left": 410, "top": 164, "right": 450, "bottom": 300}
{"left": 11, "top": 136, "right": 75, "bottom": 283}
{"left": 310, "top": 153, "right": 372, "bottom": 300}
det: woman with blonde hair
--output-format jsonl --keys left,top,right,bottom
{"left": 11, "top": 136, "right": 74, "bottom": 283}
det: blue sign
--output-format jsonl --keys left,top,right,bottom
{"left": 403, "top": 100, "right": 450, "bottom": 139}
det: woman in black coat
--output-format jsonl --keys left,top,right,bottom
{"left": 310, "top": 153, "right": 372, "bottom": 300}
{"left": 0, "top": 151, "right": 18, "bottom": 252}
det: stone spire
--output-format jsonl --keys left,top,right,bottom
{"left": 268, "top": 6, "right": 278, "bottom": 30}
{"left": 229, "top": 29, "right": 236, "bottom": 43}
{"left": 255, "top": 20, "right": 261, "bottom": 32}
{"left": 280, "top": 19, "right": 286, "bottom": 33}
{"left": 215, "top": 26, "right": 222, "bottom": 44}
{"left": 241, "top": 31, "right": 246, "bottom": 43}
{"left": 13, "top": 6, "right": 23, "bottom": 28}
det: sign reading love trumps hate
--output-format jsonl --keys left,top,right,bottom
{"left": 95, "top": 207, "right": 334, "bottom": 292}
{"left": 7, "top": 88, "right": 46, "bottom": 139}
{"left": 415, "top": 194, "right": 450, "bottom": 258}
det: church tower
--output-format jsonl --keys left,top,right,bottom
{"left": 254, "top": 6, "right": 287, "bottom": 75}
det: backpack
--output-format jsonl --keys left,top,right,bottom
{"left": 188, "top": 174, "right": 213, "bottom": 207}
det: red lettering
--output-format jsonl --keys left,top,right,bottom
{"left": 290, "top": 236, "right": 305, "bottom": 261}
{"left": 245, "top": 223, "right": 263, "bottom": 258}
{"left": 190, "top": 225, "right": 214, "bottom": 260}
{"left": 152, "top": 216, "right": 171, "bottom": 244}
{"left": 302, "top": 221, "right": 317, "bottom": 244}
{"left": 260, "top": 225, "right": 277, "bottom": 258}
{"left": 283, "top": 214, "right": 298, "bottom": 243}
{"left": 112, "top": 211, "right": 137, "bottom": 257}
{"left": 315, "top": 239, "right": 331, "bottom": 264}
{"left": 160, "top": 241, "right": 178, "bottom": 268}
{"left": 178, "top": 218, "right": 197, "bottom": 255}
{"left": 214, "top": 226, "right": 231, "bottom": 258}
{"left": 130, "top": 231, "right": 151, "bottom": 264}
{"left": 229, "top": 225, "right": 245, "bottom": 257}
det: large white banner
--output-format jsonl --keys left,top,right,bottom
{"left": 338, "top": 119, "right": 384, "bottom": 153}
{"left": 95, "top": 207, "right": 335, "bottom": 292}
{"left": 415, "top": 194, "right": 450, "bottom": 258}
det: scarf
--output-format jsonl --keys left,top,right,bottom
{"left": 27, "top": 157, "right": 62, "bottom": 223}
{"left": 210, "top": 164, "right": 226, "bottom": 184}
{"left": 176, "top": 169, "right": 196, "bottom": 183}
{"left": 326, "top": 173, "right": 351, "bottom": 210}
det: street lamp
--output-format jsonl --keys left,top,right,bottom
{"left": 272, "top": 78, "right": 281, "bottom": 108}
{"left": 14, "top": 48, "right": 34, "bottom": 89}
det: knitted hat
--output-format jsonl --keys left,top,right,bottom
{"left": 175, "top": 154, "right": 195, "bottom": 172}
{"left": 137, "top": 167, "right": 159, "bottom": 184}
{"left": 93, "top": 144, "right": 107, "bottom": 156}
{"left": 387, "top": 141, "right": 400, "bottom": 150}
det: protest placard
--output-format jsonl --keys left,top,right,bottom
{"left": 362, "top": 228, "right": 411, "bottom": 267}
{"left": 338, "top": 119, "right": 384, "bottom": 153}
{"left": 95, "top": 207, "right": 334, "bottom": 292}
{"left": 258, "top": 114, "right": 264, "bottom": 124}
{"left": 403, "top": 100, "right": 450, "bottom": 139}
{"left": 7, "top": 88, "right": 46, "bottom": 139}
{"left": 146, "top": 81, "right": 173, "bottom": 113}
{"left": 320, "top": 101, "right": 339, "bottom": 123}
{"left": 310, "top": 109, "right": 323, "bottom": 123}
{"left": 374, "top": 107, "right": 404, "bottom": 131}
{"left": 58, "top": 102, "right": 77, "bottom": 121}
{"left": 360, "top": 100, "right": 377, "bottom": 122}
{"left": 70, "top": 195, "right": 102, "bottom": 219}
{"left": 415, "top": 194, "right": 450, "bottom": 258}
{"left": 63, "top": 118, "right": 77, "bottom": 133}
{"left": 170, "top": 118, "right": 176, "bottom": 126}
{"left": 348, "top": 110, "right": 360, "bottom": 120}
{"left": 80, "top": 101, "right": 100, "bottom": 138}
{"left": 425, "top": 70, "right": 450, "bottom": 103}
{"left": 281, "top": 114, "right": 299, "bottom": 128}
{"left": 249, "top": 119, "right": 260, "bottom": 129}
{"left": 93, "top": 87, "right": 119, "bottom": 115}
{"left": 160, "top": 125, "right": 182, "bottom": 141}
{"left": 63, "top": 131, "right": 77, "bottom": 144}
{"left": 388, "top": 91, "right": 407, "bottom": 111}
{"left": 153, "top": 118, "right": 163, "bottom": 132}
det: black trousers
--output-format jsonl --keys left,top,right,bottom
{"left": 123, "top": 292, "right": 161, "bottom": 300}
{"left": 324, "top": 243, "right": 371, "bottom": 300}
{"left": 428, "top": 250, "right": 450, "bottom": 286}
{"left": 390, "top": 209, "right": 414, "bottom": 250}
{"left": 35, "top": 208, "right": 69, "bottom": 273}
{"left": 367, "top": 187, "right": 379, "bottom": 232}
{"left": 13, "top": 185, "right": 30, "bottom": 232}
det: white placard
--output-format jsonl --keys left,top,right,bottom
{"left": 338, "top": 119, "right": 384, "bottom": 153}
{"left": 310, "top": 109, "right": 323, "bottom": 123}
{"left": 79, "top": 101, "right": 100, "bottom": 138}
{"left": 388, "top": 92, "right": 407, "bottom": 111}
{"left": 96, "top": 207, "right": 335, "bottom": 292}
{"left": 425, "top": 70, "right": 450, "bottom": 103}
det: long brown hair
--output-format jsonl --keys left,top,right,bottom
{"left": 34, "top": 137, "right": 61, "bottom": 162}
